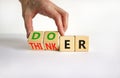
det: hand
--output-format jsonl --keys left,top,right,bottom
{"left": 19, "top": 0, "right": 68, "bottom": 38}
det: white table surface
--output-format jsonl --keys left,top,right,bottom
{"left": 0, "top": 33, "right": 120, "bottom": 78}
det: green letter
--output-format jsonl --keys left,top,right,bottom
{"left": 32, "top": 32, "right": 41, "bottom": 40}
{"left": 47, "top": 32, "right": 56, "bottom": 40}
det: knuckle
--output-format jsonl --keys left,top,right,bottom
{"left": 63, "top": 12, "right": 69, "bottom": 17}
{"left": 55, "top": 13, "right": 61, "bottom": 19}
{"left": 22, "top": 12, "right": 27, "bottom": 18}
{"left": 22, "top": 12, "right": 31, "bottom": 19}
{"left": 54, "top": 13, "right": 61, "bottom": 21}
{"left": 22, "top": 13, "right": 25, "bottom": 18}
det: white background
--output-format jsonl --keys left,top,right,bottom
{"left": 0, "top": 0, "right": 120, "bottom": 78}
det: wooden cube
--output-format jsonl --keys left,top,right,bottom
{"left": 28, "top": 31, "right": 44, "bottom": 50}
{"left": 44, "top": 31, "right": 60, "bottom": 51}
{"left": 75, "top": 36, "right": 89, "bottom": 52}
{"left": 60, "top": 36, "right": 74, "bottom": 52}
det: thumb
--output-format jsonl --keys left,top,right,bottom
{"left": 23, "top": 14, "right": 33, "bottom": 38}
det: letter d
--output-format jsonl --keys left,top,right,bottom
{"left": 32, "top": 32, "right": 41, "bottom": 40}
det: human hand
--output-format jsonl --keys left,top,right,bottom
{"left": 19, "top": 0, "right": 68, "bottom": 38}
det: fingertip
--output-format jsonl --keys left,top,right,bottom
{"left": 27, "top": 33, "right": 30, "bottom": 38}
{"left": 63, "top": 26, "right": 68, "bottom": 32}
{"left": 58, "top": 29, "right": 64, "bottom": 36}
{"left": 59, "top": 32, "right": 64, "bottom": 36}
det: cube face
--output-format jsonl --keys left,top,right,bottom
{"left": 75, "top": 36, "right": 89, "bottom": 52}
{"left": 28, "top": 31, "right": 44, "bottom": 42}
{"left": 44, "top": 31, "right": 60, "bottom": 51}
{"left": 60, "top": 36, "right": 74, "bottom": 52}
{"left": 28, "top": 31, "right": 44, "bottom": 50}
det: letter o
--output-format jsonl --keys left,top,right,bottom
{"left": 47, "top": 32, "right": 56, "bottom": 40}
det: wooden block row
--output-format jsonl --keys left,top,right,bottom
{"left": 28, "top": 31, "right": 89, "bottom": 52}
